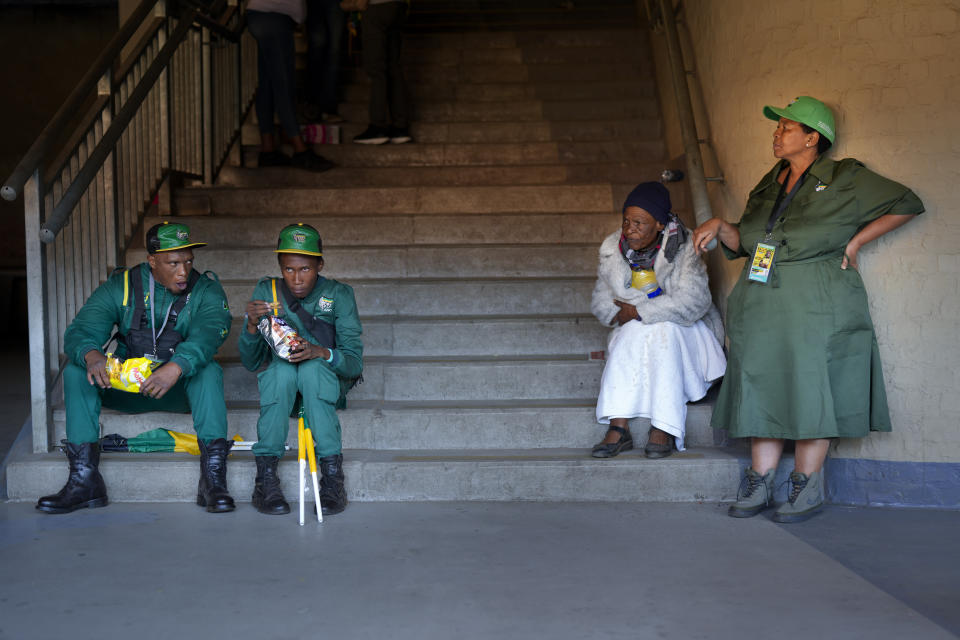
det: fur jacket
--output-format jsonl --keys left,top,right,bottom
{"left": 590, "top": 229, "right": 724, "bottom": 344}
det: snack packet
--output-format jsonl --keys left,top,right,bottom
{"left": 105, "top": 353, "right": 158, "bottom": 393}
{"left": 258, "top": 315, "right": 304, "bottom": 361}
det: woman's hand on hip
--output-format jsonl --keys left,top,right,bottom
{"left": 842, "top": 213, "right": 917, "bottom": 272}
{"left": 613, "top": 300, "right": 640, "bottom": 325}
{"left": 841, "top": 240, "right": 861, "bottom": 271}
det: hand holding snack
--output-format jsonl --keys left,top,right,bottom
{"left": 258, "top": 315, "right": 305, "bottom": 361}
{"left": 85, "top": 350, "right": 111, "bottom": 388}
{"left": 246, "top": 299, "right": 278, "bottom": 333}
{"left": 104, "top": 353, "right": 159, "bottom": 393}
{"left": 287, "top": 341, "right": 330, "bottom": 363}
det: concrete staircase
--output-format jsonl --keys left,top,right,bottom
{"left": 7, "top": 7, "right": 745, "bottom": 504}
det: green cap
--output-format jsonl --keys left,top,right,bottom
{"left": 146, "top": 222, "right": 207, "bottom": 254}
{"left": 275, "top": 223, "right": 322, "bottom": 257}
{"left": 763, "top": 96, "right": 836, "bottom": 144}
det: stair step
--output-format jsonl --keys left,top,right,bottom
{"left": 259, "top": 141, "right": 664, "bottom": 168}
{"left": 145, "top": 212, "right": 619, "bottom": 247}
{"left": 242, "top": 119, "right": 662, "bottom": 146}
{"left": 52, "top": 401, "right": 722, "bottom": 451}
{"left": 403, "top": 45, "right": 647, "bottom": 66}
{"left": 218, "top": 357, "right": 605, "bottom": 403}
{"left": 337, "top": 97, "right": 658, "bottom": 123}
{"left": 402, "top": 119, "right": 663, "bottom": 143}
{"left": 135, "top": 244, "right": 599, "bottom": 280}
{"left": 221, "top": 161, "right": 660, "bottom": 188}
{"left": 215, "top": 315, "right": 607, "bottom": 360}
{"left": 397, "top": 62, "right": 649, "bottom": 85}
{"left": 7, "top": 447, "right": 743, "bottom": 503}
{"left": 405, "top": 7, "right": 639, "bottom": 33}
{"left": 221, "top": 277, "right": 595, "bottom": 317}
{"left": 175, "top": 184, "right": 615, "bottom": 216}
{"left": 402, "top": 28, "right": 644, "bottom": 50}
{"left": 342, "top": 79, "right": 654, "bottom": 103}
{"left": 236, "top": 137, "right": 662, "bottom": 169}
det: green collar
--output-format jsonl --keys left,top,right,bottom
{"left": 752, "top": 155, "right": 837, "bottom": 196}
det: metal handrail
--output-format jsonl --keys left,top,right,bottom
{"left": 646, "top": 0, "right": 722, "bottom": 233}
{"left": 1, "top": 0, "right": 157, "bottom": 203}
{"left": 39, "top": 12, "right": 197, "bottom": 244}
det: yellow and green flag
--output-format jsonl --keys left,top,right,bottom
{"left": 100, "top": 430, "right": 242, "bottom": 455}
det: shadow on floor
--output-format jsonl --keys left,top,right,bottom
{"left": 781, "top": 504, "right": 960, "bottom": 637}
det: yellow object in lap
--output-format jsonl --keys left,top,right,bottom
{"left": 105, "top": 353, "right": 157, "bottom": 393}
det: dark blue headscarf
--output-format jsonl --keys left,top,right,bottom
{"left": 620, "top": 182, "right": 687, "bottom": 264}
{"left": 622, "top": 182, "right": 672, "bottom": 224}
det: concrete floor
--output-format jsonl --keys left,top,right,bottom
{"left": 0, "top": 501, "right": 957, "bottom": 640}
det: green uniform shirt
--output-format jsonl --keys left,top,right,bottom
{"left": 63, "top": 264, "right": 232, "bottom": 377}
{"left": 713, "top": 156, "right": 924, "bottom": 440}
{"left": 238, "top": 276, "right": 364, "bottom": 383}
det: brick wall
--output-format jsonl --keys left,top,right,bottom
{"left": 650, "top": 0, "right": 960, "bottom": 463}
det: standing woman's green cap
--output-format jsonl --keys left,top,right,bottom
{"left": 763, "top": 96, "right": 836, "bottom": 144}
{"left": 146, "top": 221, "right": 207, "bottom": 254}
{"left": 275, "top": 223, "right": 323, "bottom": 257}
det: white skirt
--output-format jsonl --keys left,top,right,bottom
{"left": 596, "top": 319, "right": 727, "bottom": 451}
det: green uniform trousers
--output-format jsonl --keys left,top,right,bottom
{"left": 64, "top": 361, "right": 228, "bottom": 444}
{"left": 253, "top": 357, "right": 341, "bottom": 458}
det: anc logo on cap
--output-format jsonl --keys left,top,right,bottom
{"left": 762, "top": 95, "right": 836, "bottom": 144}
{"left": 275, "top": 223, "right": 322, "bottom": 257}
{"left": 146, "top": 222, "right": 207, "bottom": 254}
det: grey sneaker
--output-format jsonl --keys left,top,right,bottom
{"left": 727, "top": 467, "right": 775, "bottom": 518}
{"left": 773, "top": 470, "right": 824, "bottom": 523}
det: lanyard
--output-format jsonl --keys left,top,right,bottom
{"left": 765, "top": 164, "right": 811, "bottom": 238}
{"left": 148, "top": 273, "right": 177, "bottom": 356}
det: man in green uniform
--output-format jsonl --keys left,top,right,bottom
{"left": 239, "top": 223, "right": 363, "bottom": 516}
{"left": 36, "top": 222, "right": 235, "bottom": 514}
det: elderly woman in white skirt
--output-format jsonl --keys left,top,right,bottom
{"left": 591, "top": 182, "right": 727, "bottom": 458}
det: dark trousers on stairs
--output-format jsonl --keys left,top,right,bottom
{"left": 362, "top": 1, "right": 410, "bottom": 128}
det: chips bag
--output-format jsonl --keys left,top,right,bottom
{"left": 258, "top": 315, "right": 304, "bottom": 361}
{"left": 105, "top": 353, "right": 158, "bottom": 393}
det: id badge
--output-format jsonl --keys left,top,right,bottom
{"left": 748, "top": 242, "right": 778, "bottom": 284}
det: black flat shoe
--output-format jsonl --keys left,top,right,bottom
{"left": 591, "top": 425, "right": 633, "bottom": 458}
{"left": 644, "top": 427, "right": 675, "bottom": 459}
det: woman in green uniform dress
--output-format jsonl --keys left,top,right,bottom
{"left": 692, "top": 96, "right": 923, "bottom": 522}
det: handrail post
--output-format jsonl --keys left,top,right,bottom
{"left": 24, "top": 170, "right": 52, "bottom": 453}
{"left": 98, "top": 70, "right": 120, "bottom": 269}
{"left": 201, "top": 25, "right": 213, "bottom": 184}
{"left": 657, "top": 0, "right": 712, "bottom": 228}
{"left": 157, "top": 0, "right": 171, "bottom": 173}
{"left": 156, "top": 0, "right": 173, "bottom": 215}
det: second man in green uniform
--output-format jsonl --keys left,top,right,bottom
{"left": 239, "top": 224, "right": 363, "bottom": 516}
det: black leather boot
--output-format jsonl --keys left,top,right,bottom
{"left": 318, "top": 454, "right": 347, "bottom": 515}
{"left": 197, "top": 438, "right": 236, "bottom": 513}
{"left": 36, "top": 442, "right": 109, "bottom": 514}
{"left": 252, "top": 455, "right": 290, "bottom": 515}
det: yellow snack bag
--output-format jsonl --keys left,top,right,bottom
{"left": 105, "top": 353, "right": 158, "bottom": 393}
